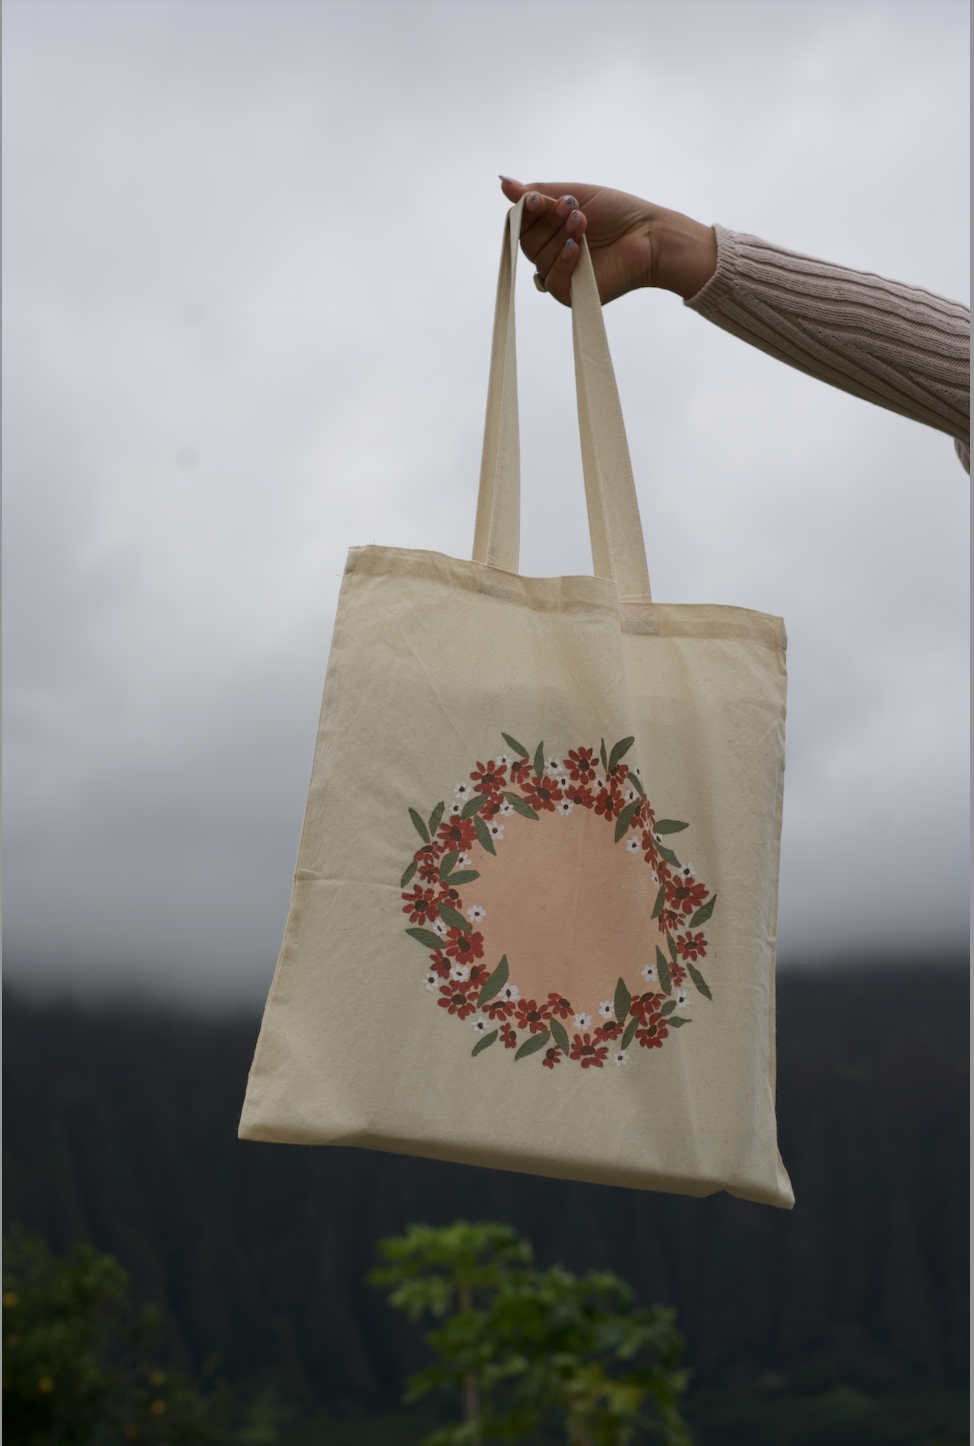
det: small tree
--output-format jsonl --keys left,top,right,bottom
{"left": 2, "top": 1230, "right": 226, "bottom": 1446}
{"left": 369, "top": 1221, "right": 692, "bottom": 1445}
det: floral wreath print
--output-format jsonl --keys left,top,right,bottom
{"left": 399, "top": 734, "right": 716, "bottom": 1070}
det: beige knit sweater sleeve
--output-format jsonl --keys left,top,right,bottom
{"left": 686, "top": 226, "right": 971, "bottom": 473}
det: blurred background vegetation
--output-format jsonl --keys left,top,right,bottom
{"left": 3, "top": 963, "right": 968, "bottom": 1445}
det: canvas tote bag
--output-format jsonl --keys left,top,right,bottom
{"left": 239, "top": 199, "right": 795, "bottom": 1210}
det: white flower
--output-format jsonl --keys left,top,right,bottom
{"left": 612, "top": 1050, "right": 630, "bottom": 1067}
{"left": 499, "top": 982, "right": 520, "bottom": 1003}
{"left": 679, "top": 862, "right": 696, "bottom": 879}
{"left": 641, "top": 962, "right": 657, "bottom": 983}
{"left": 424, "top": 971, "right": 439, "bottom": 991}
{"left": 651, "top": 871, "right": 660, "bottom": 885}
{"left": 453, "top": 780, "right": 473, "bottom": 800}
{"left": 557, "top": 799, "right": 575, "bottom": 817}
{"left": 455, "top": 852, "right": 472, "bottom": 869}
{"left": 598, "top": 1000, "right": 614, "bottom": 1019}
{"left": 625, "top": 837, "right": 640, "bottom": 854}
{"left": 488, "top": 822, "right": 505, "bottom": 840}
{"left": 676, "top": 989, "right": 690, "bottom": 1010}
{"left": 544, "top": 756, "right": 564, "bottom": 777}
{"left": 556, "top": 774, "right": 571, "bottom": 791}
{"left": 499, "top": 801, "right": 515, "bottom": 816}
{"left": 471, "top": 1016, "right": 491, "bottom": 1035}
{"left": 634, "top": 766, "right": 642, "bottom": 778}
{"left": 449, "top": 801, "right": 463, "bottom": 816}
{"left": 495, "top": 754, "right": 511, "bottom": 769}
{"left": 433, "top": 918, "right": 448, "bottom": 937}
{"left": 573, "top": 1012, "right": 592, "bottom": 1031}
{"left": 466, "top": 904, "right": 486, "bottom": 923}
{"left": 623, "top": 786, "right": 638, "bottom": 805}
{"left": 449, "top": 962, "right": 470, "bottom": 983}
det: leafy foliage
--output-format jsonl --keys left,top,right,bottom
{"left": 370, "top": 1221, "right": 692, "bottom": 1444}
{"left": 2, "top": 1231, "right": 226, "bottom": 1446}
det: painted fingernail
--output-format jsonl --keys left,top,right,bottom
{"left": 564, "top": 194, "right": 578, "bottom": 209}
{"left": 499, "top": 174, "right": 519, "bottom": 183}
{"left": 566, "top": 209, "right": 581, "bottom": 231}
{"left": 561, "top": 238, "right": 576, "bottom": 258}
{"left": 526, "top": 192, "right": 541, "bottom": 210}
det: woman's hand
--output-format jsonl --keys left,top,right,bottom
{"left": 499, "top": 177, "right": 717, "bottom": 307}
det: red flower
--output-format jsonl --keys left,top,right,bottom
{"left": 546, "top": 993, "right": 574, "bottom": 1019}
{"left": 595, "top": 1020, "right": 623, "bottom": 1042}
{"left": 483, "top": 997, "right": 511, "bottom": 1021}
{"left": 570, "top": 1033, "right": 609, "bottom": 1069}
{"left": 428, "top": 951, "right": 451, "bottom": 979}
{"left": 445, "top": 928, "right": 485, "bottom": 964}
{"left": 416, "top": 846, "right": 444, "bottom": 883}
{"left": 629, "top": 991, "right": 662, "bottom": 1019}
{"left": 401, "top": 885, "right": 440, "bottom": 925}
{"left": 608, "top": 761, "right": 630, "bottom": 785}
{"left": 471, "top": 759, "right": 508, "bottom": 795}
{"left": 636, "top": 1018, "right": 669, "bottom": 1049}
{"left": 542, "top": 1047, "right": 562, "bottom": 1069}
{"left": 677, "top": 931, "right": 707, "bottom": 961}
{"left": 467, "top": 962, "right": 491, "bottom": 988}
{"left": 666, "top": 878, "right": 709, "bottom": 916}
{"left": 565, "top": 747, "right": 598, "bottom": 783}
{"left": 500, "top": 1022, "right": 518, "bottom": 1050}
{"left": 594, "top": 787, "right": 622, "bottom": 820}
{"left": 509, "top": 757, "right": 532, "bottom": 784}
{"left": 669, "top": 960, "right": 687, "bottom": 989}
{"left": 658, "top": 908, "right": 682, "bottom": 935}
{"left": 438, "top": 984, "right": 477, "bottom": 1019}
{"left": 563, "top": 782, "right": 594, "bottom": 809}
{"left": 438, "top": 817, "right": 477, "bottom": 852}
{"left": 514, "top": 998, "right": 551, "bottom": 1034}
{"left": 521, "top": 775, "right": 562, "bottom": 813}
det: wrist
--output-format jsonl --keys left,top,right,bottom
{"left": 651, "top": 209, "right": 718, "bottom": 300}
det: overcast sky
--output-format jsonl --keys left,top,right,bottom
{"left": 3, "top": 0, "right": 969, "bottom": 1007}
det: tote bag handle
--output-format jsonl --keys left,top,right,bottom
{"left": 472, "top": 198, "right": 652, "bottom": 603}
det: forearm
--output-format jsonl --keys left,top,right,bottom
{"left": 684, "top": 226, "right": 971, "bottom": 457}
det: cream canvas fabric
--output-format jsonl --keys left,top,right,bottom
{"left": 239, "top": 200, "right": 795, "bottom": 1210}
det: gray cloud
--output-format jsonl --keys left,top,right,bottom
{"left": 3, "top": 0, "right": 969, "bottom": 1004}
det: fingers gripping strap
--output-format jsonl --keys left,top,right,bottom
{"left": 473, "top": 204, "right": 652, "bottom": 602}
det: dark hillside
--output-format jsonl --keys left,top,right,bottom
{"left": 3, "top": 964, "right": 968, "bottom": 1445}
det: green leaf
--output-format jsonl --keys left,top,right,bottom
{"left": 406, "top": 927, "right": 443, "bottom": 951}
{"left": 668, "top": 1016, "right": 691, "bottom": 1028}
{"left": 654, "top": 819, "right": 689, "bottom": 834}
{"left": 409, "top": 808, "right": 430, "bottom": 844}
{"left": 689, "top": 894, "right": 717, "bottom": 927}
{"left": 614, "top": 800, "right": 640, "bottom": 842}
{"left": 600, "top": 737, "right": 608, "bottom": 772}
{"left": 400, "top": 860, "right": 418, "bottom": 889}
{"left": 504, "top": 792, "right": 539, "bottom": 821}
{"left": 515, "top": 1030, "right": 551, "bottom": 1061}
{"left": 437, "top": 901, "right": 468, "bottom": 933}
{"left": 439, "top": 851, "right": 459, "bottom": 880}
{"left": 472, "top": 1030, "right": 498, "bottom": 1057}
{"left": 667, "top": 932, "right": 678, "bottom": 964}
{"left": 533, "top": 741, "right": 545, "bottom": 780}
{"left": 608, "top": 736, "right": 635, "bottom": 771}
{"left": 501, "top": 732, "right": 530, "bottom": 760}
{"left": 445, "top": 870, "right": 480, "bottom": 886}
{"left": 656, "top": 946, "right": 672, "bottom": 995}
{"left": 614, "top": 977, "right": 631, "bottom": 1023}
{"left": 478, "top": 955, "right": 509, "bottom": 1005}
{"left": 656, "top": 843, "right": 681, "bottom": 867}
{"left": 622, "top": 1015, "right": 640, "bottom": 1049}
{"left": 474, "top": 814, "right": 497, "bottom": 855}
{"left": 549, "top": 1017, "right": 570, "bottom": 1053}
{"left": 461, "top": 794, "right": 488, "bottom": 820}
{"left": 428, "top": 801, "right": 445, "bottom": 837}
{"left": 629, "top": 770, "right": 646, "bottom": 798}
{"left": 660, "top": 1000, "right": 677, "bottom": 1016}
{"left": 687, "top": 962, "right": 713, "bottom": 1000}
{"left": 651, "top": 884, "right": 666, "bottom": 920}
